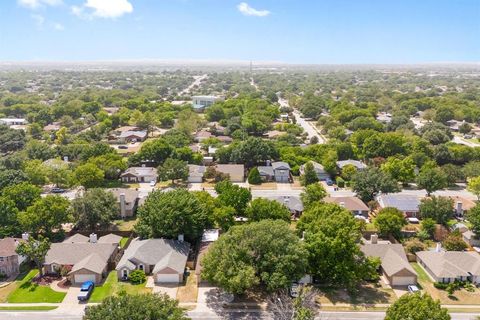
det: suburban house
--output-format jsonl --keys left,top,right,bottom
{"left": 336, "top": 159, "right": 367, "bottom": 171}
{"left": 44, "top": 233, "right": 119, "bottom": 284}
{"left": 361, "top": 242, "right": 417, "bottom": 286}
{"left": 121, "top": 167, "right": 158, "bottom": 183}
{"left": 0, "top": 118, "right": 27, "bottom": 127}
{"left": 299, "top": 161, "right": 330, "bottom": 181}
{"left": 115, "top": 130, "right": 147, "bottom": 143}
{"left": 257, "top": 162, "right": 291, "bottom": 183}
{"left": 325, "top": 196, "right": 370, "bottom": 217}
{"left": 188, "top": 164, "right": 206, "bottom": 183}
{"left": 43, "top": 122, "right": 61, "bottom": 132}
{"left": 416, "top": 250, "right": 480, "bottom": 284}
{"left": 450, "top": 196, "right": 476, "bottom": 217}
{"left": 215, "top": 164, "right": 245, "bottom": 182}
{"left": 269, "top": 196, "right": 304, "bottom": 216}
{"left": 376, "top": 194, "right": 421, "bottom": 218}
{"left": 194, "top": 130, "right": 212, "bottom": 142}
{"left": 0, "top": 237, "right": 26, "bottom": 277}
{"left": 108, "top": 188, "right": 140, "bottom": 218}
{"left": 116, "top": 238, "right": 190, "bottom": 283}
{"left": 196, "top": 229, "right": 220, "bottom": 284}
{"left": 191, "top": 95, "right": 224, "bottom": 112}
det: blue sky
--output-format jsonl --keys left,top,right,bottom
{"left": 0, "top": 0, "right": 479, "bottom": 63}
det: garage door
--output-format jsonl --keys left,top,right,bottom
{"left": 391, "top": 276, "right": 416, "bottom": 286}
{"left": 156, "top": 274, "right": 179, "bottom": 283}
{"left": 74, "top": 274, "right": 96, "bottom": 284}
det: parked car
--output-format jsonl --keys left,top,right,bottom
{"left": 325, "top": 178, "right": 334, "bottom": 186}
{"left": 407, "top": 285, "right": 420, "bottom": 294}
{"left": 78, "top": 281, "right": 95, "bottom": 301}
{"left": 51, "top": 187, "right": 65, "bottom": 193}
{"left": 118, "top": 145, "right": 128, "bottom": 149}
{"left": 289, "top": 283, "right": 300, "bottom": 298}
{"left": 150, "top": 180, "right": 156, "bottom": 187}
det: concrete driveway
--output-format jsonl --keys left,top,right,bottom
{"left": 153, "top": 283, "right": 178, "bottom": 299}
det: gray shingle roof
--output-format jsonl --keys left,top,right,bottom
{"left": 98, "top": 234, "right": 123, "bottom": 244}
{"left": 64, "top": 234, "right": 89, "bottom": 243}
{"left": 377, "top": 194, "right": 421, "bottom": 212}
{"left": 116, "top": 238, "right": 190, "bottom": 274}
{"left": 121, "top": 167, "right": 158, "bottom": 178}
{"left": 45, "top": 243, "right": 117, "bottom": 266}
{"left": 336, "top": 160, "right": 367, "bottom": 169}
{"left": 268, "top": 196, "right": 304, "bottom": 212}
{"left": 416, "top": 251, "right": 480, "bottom": 278}
{"left": 257, "top": 166, "right": 274, "bottom": 176}
{"left": 361, "top": 243, "right": 416, "bottom": 277}
{"left": 69, "top": 253, "right": 107, "bottom": 274}
{"left": 325, "top": 196, "right": 369, "bottom": 212}
{"left": 272, "top": 161, "right": 290, "bottom": 170}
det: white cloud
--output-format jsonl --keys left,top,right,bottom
{"left": 82, "top": 0, "right": 133, "bottom": 18}
{"left": 53, "top": 22, "right": 64, "bottom": 30}
{"left": 18, "top": 0, "right": 62, "bottom": 9}
{"left": 31, "top": 13, "right": 45, "bottom": 27}
{"left": 237, "top": 2, "right": 270, "bottom": 17}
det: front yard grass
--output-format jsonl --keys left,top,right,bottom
{"left": 119, "top": 237, "right": 129, "bottom": 248}
{"left": 317, "top": 282, "right": 396, "bottom": 306}
{"left": 176, "top": 272, "right": 198, "bottom": 303}
{"left": 0, "top": 306, "right": 58, "bottom": 311}
{"left": 411, "top": 262, "right": 480, "bottom": 304}
{"left": 113, "top": 218, "right": 138, "bottom": 231}
{"left": 7, "top": 270, "right": 66, "bottom": 303}
{"left": 90, "top": 271, "right": 151, "bottom": 302}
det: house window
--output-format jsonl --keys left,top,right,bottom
{"left": 138, "top": 264, "right": 144, "bottom": 271}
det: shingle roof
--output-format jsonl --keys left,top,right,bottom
{"left": 108, "top": 188, "right": 139, "bottom": 204}
{"left": 361, "top": 244, "right": 416, "bottom": 277}
{"left": 116, "top": 238, "right": 190, "bottom": 274}
{"left": 268, "top": 196, "right": 304, "bottom": 212}
{"left": 98, "top": 234, "right": 123, "bottom": 244}
{"left": 118, "top": 130, "right": 147, "bottom": 139}
{"left": 215, "top": 164, "right": 244, "bottom": 177}
{"left": 257, "top": 166, "right": 274, "bottom": 176}
{"left": 64, "top": 234, "right": 89, "bottom": 243}
{"left": 416, "top": 251, "right": 480, "bottom": 278}
{"left": 325, "top": 196, "right": 369, "bottom": 212}
{"left": 121, "top": 167, "right": 157, "bottom": 178}
{"left": 45, "top": 243, "right": 117, "bottom": 266}
{"left": 0, "top": 238, "right": 23, "bottom": 257}
{"left": 300, "top": 161, "right": 326, "bottom": 174}
{"left": 188, "top": 165, "right": 206, "bottom": 178}
{"left": 336, "top": 160, "right": 367, "bottom": 169}
{"left": 272, "top": 161, "right": 291, "bottom": 170}
{"left": 69, "top": 253, "right": 107, "bottom": 274}
{"left": 377, "top": 194, "right": 421, "bottom": 212}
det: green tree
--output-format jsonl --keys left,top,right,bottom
{"left": 73, "top": 163, "right": 104, "bottom": 188}
{"left": 467, "top": 204, "right": 480, "bottom": 236}
{"left": 300, "top": 162, "right": 319, "bottom": 186}
{"left": 215, "top": 180, "right": 252, "bottom": 215}
{"left": 351, "top": 167, "right": 400, "bottom": 202}
{"left": 23, "top": 160, "right": 49, "bottom": 185}
{"left": 247, "top": 167, "right": 262, "bottom": 185}
{"left": 385, "top": 293, "right": 450, "bottom": 320}
{"left": 0, "top": 169, "right": 28, "bottom": 191}
{"left": 1, "top": 182, "right": 41, "bottom": 211}
{"left": 374, "top": 207, "right": 407, "bottom": 239}
{"left": 297, "top": 202, "right": 370, "bottom": 288}
{"left": 380, "top": 156, "right": 416, "bottom": 185}
{"left": 83, "top": 293, "right": 190, "bottom": 320}
{"left": 16, "top": 236, "right": 51, "bottom": 277}
{"left": 416, "top": 166, "right": 447, "bottom": 196}
{"left": 201, "top": 220, "right": 308, "bottom": 294}
{"left": 467, "top": 176, "right": 480, "bottom": 200}
{"left": 158, "top": 158, "right": 188, "bottom": 184}
{"left": 18, "top": 195, "right": 70, "bottom": 238}
{"left": 133, "top": 138, "right": 174, "bottom": 166}
{"left": 340, "top": 164, "right": 357, "bottom": 181}
{"left": 442, "top": 232, "right": 468, "bottom": 251}
{"left": 246, "top": 198, "right": 291, "bottom": 222}
{"left": 421, "top": 218, "right": 436, "bottom": 238}
{"left": 230, "top": 137, "right": 279, "bottom": 168}
{"left": 300, "top": 183, "right": 327, "bottom": 210}
{"left": 135, "top": 189, "right": 207, "bottom": 241}
{"left": 213, "top": 206, "right": 236, "bottom": 231}
{"left": 0, "top": 196, "right": 20, "bottom": 237}
{"left": 71, "top": 188, "right": 118, "bottom": 231}
{"left": 419, "top": 196, "right": 454, "bottom": 225}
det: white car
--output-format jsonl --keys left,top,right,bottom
{"left": 407, "top": 285, "right": 420, "bottom": 293}
{"left": 150, "top": 181, "right": 156, "bottom": 187}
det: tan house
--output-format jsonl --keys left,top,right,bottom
{"left": 116, "top": 238, "right": 190, "bottom": 283}
{"left": 108, "top": 188, "right": 140, "bottom": 218}
{"left": 215, "top": 164, "right": 245, "bottom": 182}
{"left": 361, "top": 243, "right": 417, "bottom": 286}
{"left": 44, "top": 233, "right": 119, "bottom": 284}
{"left": 325, "top": 196, "right": 369, "bottom": 217}
{"left": 0, "top": 238, "right": 26, "bottom": 277}
{"left": 121, "top": 167, "right": 158, "bottom": 183}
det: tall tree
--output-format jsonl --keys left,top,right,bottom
{"left": 71, "top": 188, "right": 118, "bottom": 231}
{"left": 0, "top": 197, "right": 20, "bottom": 237}
{"left": 158, "top": 158, "right": 188, "bottom": 184}
{"left": 201, "top": 220, "right": 308, "bottom": 294}
{"left": 73, "top": 163, "right": 105, "bottom": 188}
{"left": 467, "top": 205, "right": 480, "bottom": 236}
{"left": 416, "top": 166, "right": 447, "bottom": 196}
{"left": 300, "top": 183, "right": 327, "bottom": 210}
{"left": 385, "top": 293, "right": 450, "bottom": 320}
{"left": 246, "top": 198, "right": 291, "bottom": 222}
{"left": 351, "top": 167, "right": 400, "bottom": 202}
{"left": 374, "top": 207, "right": 407, "bottom": 239}
{"left": 215, "top": 180, "right": 252, "bottom": 215}
{"left": 418, "top": 196, "right": 454, "bottom": 225}
{"left": 1, "top": 182, "right": 41, "bottom": 211}
{"left": 300, "top": 162, "right": 319, "bottom": 186}
{"left": 16, "top": 236, "right": 51, "bottom": 277}
{"left": 467, "top": 176, "right": 480, "bottom": 200}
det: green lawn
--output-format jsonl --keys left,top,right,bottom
{"left": 411, "top": 262, "right": 432, "bottom": 284}
{"left": 0, "top": 306, "right": 58, "bottom": 311}
{"left": 7, "top": 270, "right": 66, "bottom": 303}
{"left": 119, "top": 237, "right": 129, "bottom": 248}
{"left": 89, "top": 271, "right": 151, "bottom": 302}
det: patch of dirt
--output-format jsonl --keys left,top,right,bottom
{"left": 58, "top": 279, "right": 71, "bottom": 289}
{"left": 33, "top": 275, "right": 61, "bottom": 286}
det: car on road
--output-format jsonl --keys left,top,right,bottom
{"left": 118, "top": 145, "right": 128, "bottom": 149}
{"left": 325, "top": 178, "right": 334, "bottom": 186}
{"left": 51, "top": 187, "right": 65, "bottom": 193}
{"left": 407, "top": 285, "right": 420, "bottom": 293}
{"left": 78, "top": 281, "right": 95, "bottom": 301}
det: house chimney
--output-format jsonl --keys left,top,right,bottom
{"left": 371, "top": 234, "right": 378, "bottom": 244}
{"left": 435, "top": 242, "right": 442, "bottom": 252}
{"left": 178, "top": 234, "right": 184, "bottom": 242}
{"left": 90, "top": 233, "right": 97, "bottom": 243}
{"left": 119, "top": 193, "right": 126, "bottom": 218}
{"left": 21, "top": 232, "right": 29, "bottom": 241}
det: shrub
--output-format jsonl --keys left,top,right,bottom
{"left": 404, "top": 238, "right": 427, "bottom": 254}
{"left": 247, "top": 167, "right": 262, "bottom": 185}
{"left": 434, "top": 282, "right": 448, "bottom": 290}
{"left": 128, "top": 270, "right": 146, "bottom": 284}
{"left": 336, "top": 177, "right": 345, "bottom": 188}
